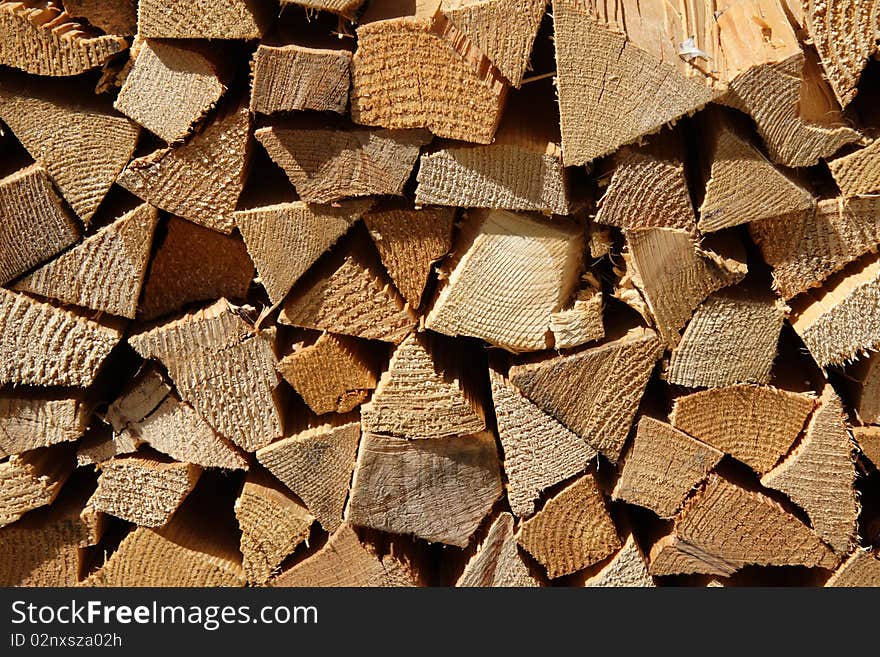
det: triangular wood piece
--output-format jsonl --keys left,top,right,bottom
{"left": 61, "top": 0, "right": 137, "bottom": 35}
{"left": 363, "top": 206, "right": 454, "bottom": 309}
{"left": 648, "top": 474, "right": 838, "bottom": 576}
{"left": 118, "top": 105, "right": 249, "bottom": 234}
{"left": 425, "top": 209, "right": 583, "bottom": 352}
{"left": 272, "top": 523, "right": 417, "bottom": 587}
{"left": 137, "top": 0, "right": 273, "bottom": 39}
{"left": 828, "top": 140, "right": 880, "bottom": 197}
{"left": 14, "top": 203, "right": 159, "bottom": 318}
{"left": 0, "top": 164, "right": 80, "bottom": 286}
{"left": 612, "top": 417, "right": 723, "bottom": 519}
{"left": 516, "top": 472, "right": 620, "bottom": 579}
{"left": 0, "top": 73, "right": 140, "bottom": 223}
{"left": 361, "top": 331, "right": 486, "bottom": 440}
{"left": 0, "top": 288, "right": 123, "bottom": 387}
{"left": 138, "top": 215, "right": 254, "bottom": 321}
{"left": 667, "top": 288, "right": 787, "bottom": 388}
{"left": 347, "top": 430, "right": 503, "bottom": 547}
{"left": 256, "top": 420, "right": 360, "bottom": 532}
{"left": 234, "top": 199, "right": 367, "bottom": 305}
{"left": 583, "top": 534, "right": 655, "bottom": 588}
{"left": 825, "top": 549, "right": 880, "bottom": 587}
{"left": 0, "top": 445, "right": 74, "bottom": 528}
{"left": 0, "top": 390, "right": 89, "bottom": 458}
{"left": 853, "top": 426, "right": 880, "bottom": 468}
{"left": 255, "top": 124, "right": 429, "bottom": 204}
{"left": 235, "top": 471, "right": 314, "bottom": 585}
{"left": 278, "top": 236, "right": 417, "bottom": 344}
{"left": 0, "top": 1, "right": 127, "bottom": 76}
{"left": 671, "top": 384, "right": 815, "bottom": 475}
{"left": 129, "top": 299, "right": 283, "bottom": 452}
{"left": 456, "top": 512, "right": 540, "bottom": 587}
{"left": 508, "top": 327, "right": 664, "bottom": 462}
{"left": 490, "top": 369, "right": 596, "bottom": 518}
{"left": 761, "top": 387, "right": 859, "bottom": 555}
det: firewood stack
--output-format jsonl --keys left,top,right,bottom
{"left": 1, "top": 0, "right": 879, "bottom": 588}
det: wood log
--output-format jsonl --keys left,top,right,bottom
{"left": 548, "top": 288, "right": 605, "bottom": 350}
{"left": 0, "top": 389, "right": 89, "bottom": 457}
{"left": 0, "top": 288, "right": 122, "bottom": 387}
{"left": 853, "top": 426, "right": 880, "bottom": 468}
{"left": 508, "top": 326, "right": 664, "bottom": 462}
{"left": 825, "top": 549, "right": 880, "bottom": 587}
{"left": 279, "top": 0, "right": 363, "bottom": 17}
{"left": 761, "top": 387, "right": 859, "bottom": 555}
{"left": 0, "top": 445, "right": 73, "bottom": 528}
{"left": 129, "top": 299, "right": 283, "bottom": 452}
{"left": 272, "top": 523, "right": 417, "bottom": 587}
{"left": 88, "top": 455, "right": 201, "bottom": 528}
{"left": 456, "top": 513, "right": 540, "bottom": 587}
{"left": 0, "top": 73, "right": 140, "bottom": 223}
{"left": 612, "top": 416, "right": 723, "bottom": 519}
{"left": 256, "top": 420, "right": 360, "bottom": 532}
{"left": 13, "top": 203, "right": 158, "bottom": 318}
{"left": 425, "top": 209, "right": 583, "bottom": 352}
{"left": 828, "top": 140, "right": 880, "bottom": 197}
{"left": 516, "top": 472, "right": 620, "bottom": 579}
{"left": 583, "top": 533, "right": 654, "bottom": 588}
{"left": 114, "top": 39, "right": 225, "bottom": 143}
{"left": 255, "top": 123, "right": 429, "bottom": 204}
{"left": 117, "top": 104, "right": 250, "bottom": 234}
{"left": 670, "top": 384, "right": 815, "bottom": 475}
{"left": 0, "top": 1, "right": 127, "bottom": 76}
{"left": 351, "top": 5, "right": 506, "bottom": 144}
{"left": 363, "top": 206, "right": 455, "bottom": 309}
{"left": 490, "top": 368, "right": 596, "bottom": 518}
{"left": 137, "top": 0, "right": 273, "bottom": 39}
{"left": 276, "top": 333, "right": 378, "bottom": 415}
{"left": 76, "top": 424, "right": 137, "bottom": 467}
{"left": 138, "top": 215, "right": 254, "bottom": 321}
{"left": 61, "top": 0, "right": 136, "bottom": 35}
{"left": 347, "top": 430, "right": 502, "bottom": 547}
{"left": 666, "top": 288, "right": 787, "bottom": 389}
{"left": 235, "top": 470, "right": 314, "bottom": 584}
{"left": 360, "top": 331, "right": 486, "bottom": 440}
{"left": 0, "top": 163, "right": 80, "bottom": 285}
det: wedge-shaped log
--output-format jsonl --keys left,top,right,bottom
{"left": 671, "top": 385, "right": 815, "bottom": 474}
{"left": 456, "top": 513, "right": 540, "bottom": 587}
{"left": 61, "top": 0, "right": 136, "bottom": 35}
{"left": 509, "top": 327, "right": 663, "bottom": 462}
{"left": 853, "top": 426, "right": 880, "bottom": 468}
{"left": 426, "top": 210, "right": 583, "bottom": 352}
{"left": 0, "top": 445, "right": 74, "bottom": 528}
{"left": 828, "top": 140, "right": 880, "bottom": 197}
{"left": 347, "top": 430, "right": 502, "bottom": 547}
{"left": 583, "top": 534, "right": 654, "bottom": 588}
{"left": 257, "top": 420, "right": 360, "bottom": 532}
{"left": 825, "top": 549, "right": 880, "bottom": 587}
{"left": 0, "top": 390, "right": 89, "bottom": 458}
{"left": 129, "top": 299, "right": 283, "bottom": 452}
{"left": 137, "top": 0, "right": 273, "bottom": 39}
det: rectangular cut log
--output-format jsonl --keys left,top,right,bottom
{"left": 137, "top": 0, "right": 273, "bottom": 39}
{"left": 0, "top": 390, "right": 89, "bottom": 458}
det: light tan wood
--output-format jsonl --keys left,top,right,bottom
{"left": 276, "top": 333, "right": 377, "bottom": 415}
{"left": 251, "top": 43, "right": 351, "bottom": 115}
{"left": 363, "top": 206, "right": 454, "bottom": 309}
{"left": 853, "top": 426, "right": 880, "bottom": 468}
{"left": 456, "top": 513, "right": 540, "bottom": 587}
{"left": 256, "top": 420, "right": 360, "bottom": 532}
{"left": 76, "top": 425, "right": 138, "bottom": 467}
{"left": 761, "top": 387, "right": 859, "bottom": 555}
{"left": 61, "top": 0, "right": 136, "bottom": 35}
{"left": 625, "top": 228, "right": 747, "bottom": 346}
{"left": 278, "top": 237, "right": 416, "bottom": 344}
{"left": 516, "top": 472, "right": 620, "bottom": 579}
{"left": 749, "top": 196, "right": 880, "bottom": 300}
{"left": 0, "top": 288, "right": 122, "bottom": 387}
{"left": 114, "top": 39, "right": 225, "bottom": 143}
{"left": 828, "top": 140, "right": 880, "bottom": 198}
{"left": 0, "top": 1, "right": 127, "bottom": 76}
{"left": 425, "top": 209, "right": 583, "bottom": 352}
{"left": 0, "top": 73, "right": 140, "bottom": 223}
{"left": 666, "top": 289, "right": 787, "bottom": 389}
{"left": 549, "top": 288, "right": 605, "bottom": 350}
{"left": 360, "top": 331, "right": 486, "bottom": 440}
{"left": 129, "top": 299, "right": 283, "bottom": 452}
{"left": 235, "top": 471, "right": 314, "bottom": 584}
{"left": 670, "top": 385, "right": 815, "bottom": 475}
{"left": 88, "top": 455, "right": 200, "bottom": 528}
{"left": 0, "top": 390, "right": 89, "bottom": 458}
{"left": 272, "top": 523, "right": 417, "bottom": 587}
{"left": 583, "top": 534, "right": 655, "bottom": 588}
{"left": 255, "top": 124, "right": 428, "bottom": 204}
{"left": 347, "top": 430, "right": 502, "bottom": 547}
{"left": 648, "top": 474, "right": 838, "bottom": 576}
{"left": 509, "top": 327, "right": 664, "bottom": 462}
{"left": 138, "top": 215, "right": 254, "bottom": 321}
{"left": 280, "top": 0, "right": 363, "bottom": 15}
{"left": 137, "top": 0, "right": 272, "bottom": 39}
{"left": 612, "top": 417, "right": 723, "bottom": 519}
{"left": 351, "top": 9, "right": 506, "bottom": 144}
{"left": 825, "top": 549, "right": 880, "bottom": 587}
{"left": 234, "top": 200, "right": 367, "bottom": 306}
{"left": 0, "top": 446, "right": 73, "bottom": 528}
{"left": 13, "top": 203, "right": 158, "bottom": 318}
{"left": 118, "top": 104, "right": 250, "bottom": 234}
{"left": 0, "top": 164, "right": 80, "bottom": 285}
{"left": 490, "top": 369, "right": 596, "bottom": 518}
